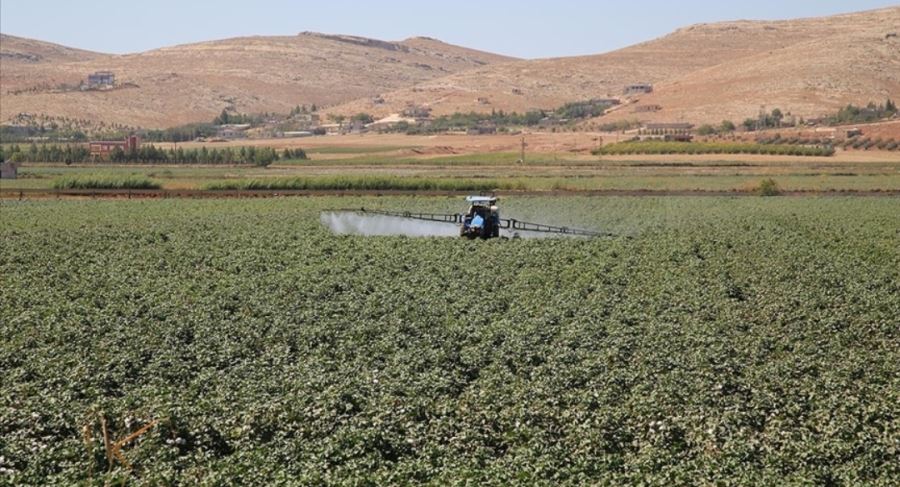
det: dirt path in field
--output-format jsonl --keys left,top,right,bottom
{"left": 3, "top": 188, "right": 899, "bottom": 200}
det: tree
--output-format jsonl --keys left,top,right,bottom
{"left": 771, "top": 108, "right": 784, "bottom": 127}
{"left": 328, "top": 114, "right": 346, "bottom": 127}
{"left": 743, "top": 118, "right": 757, "bottom": 131}
{"left": 720, "top": 120, "right": 736, "bottom": 133}
{"left": 352, "top": 113, "right": 374, "bottom": 124}
{"left": 215, "top": 109, "right": 230, "bottom": 125}
{"left": 697, "top": 124, "right": 717, "bottom": 136}
{"left": 886, "top": 98, "right": 897, "bottom": 114}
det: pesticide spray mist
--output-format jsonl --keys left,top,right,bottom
{"left": 320, "top": 212, "right": 460, "bottom": 237}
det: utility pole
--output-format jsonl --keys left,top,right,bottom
{"left": 520, "top": 135, "right": 527, "bottom": 164}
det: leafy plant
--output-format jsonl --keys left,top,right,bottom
{"left": 1, "top": 197, "right": 897, "bottom": 485}
{"left": 757, "top": 178, "right": 781, "bottom": 196}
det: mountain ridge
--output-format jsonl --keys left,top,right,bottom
{"left": 327, "top": 7, "right": 899, "bottom": 125}
{"left": 0, "top": 32, "right": 515, "bottom": 128}
{"left": 1, "top": 7, "right": 898, "bottom": 128}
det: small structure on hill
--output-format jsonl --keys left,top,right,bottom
{"left": 320, "top": 123, "right": 342, "bottom": 135}
{"left": 89, "top": 135, "right": 140, "bottom": 157}
{"left": 538, "top": 116, "right": 570, "bottom": 129}
{"left": 86, "top": 71, "right": 115, "bottom": 89}
{"left": 217, "top": 124, "right": 251, "bottom": 139}
{"left": 280, "top": 131, "right": 314, "bottom": 138}
{"left": 293, "top": 113, "right": 320, "bottom": 130}
{"left": 402, "top": 103, "right": 432, "bottom": 119}
{"left": 634, "top": 104, "right": 662, "bottom": 113}
{"left": 624, "top": 83, "right": 653, "bottom": 95}
{"left": 368, "top": 114, "right": 417, "bottom": 132}
{"left": 467, "top": 122, "right": 497, "bottom": 136}
{"left": 1, "top": 161, "right": 19, "bottom": 179}
{"left": 639, "top": 122, "right": 694, "bottom": 141}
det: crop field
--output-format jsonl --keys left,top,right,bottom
{"left": 3, "top": 155, "right": 900, "bottom": 193}
{"left": 595, "top": 142, "right": 836, "bottom": 157}
{"left": 1, "top": 196, "right": 899, "bottom": 485}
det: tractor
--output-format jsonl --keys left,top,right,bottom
{"left": 459, "top": 196, "right": 501, "bottom": 239}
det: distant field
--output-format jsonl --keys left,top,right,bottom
{"left": 2, "top": 196, "right": 898, "bottom": 484}
{"left": 4, "top": 154, "right": 900, "bottom": 193}
{"left": 306, "top": 145, "right": 418, "bottom": 155}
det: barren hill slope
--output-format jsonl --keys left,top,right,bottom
{"left": 330, "top": 8, "right": 900, "bottom": 124}
{"left": 602, "top": 14, "right": 900, "bottom": 125}
{"left": 1, "top": 34, "right": 110, "bottom": 99}
{"left": 0, "top": 34, "right": 106, "bottom": 64}
{"left": 0, "top": 33, "right": 515, "bottom": 128}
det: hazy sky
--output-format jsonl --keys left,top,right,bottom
{"left": 1, "top": 0, "right": 896, "bottom": 59}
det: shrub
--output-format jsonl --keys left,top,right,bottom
{"left": 757, "top": 178, "right": 781, "bottom": 196}
{"left": 697, "top": 124, "right": 717, "bottom": 136}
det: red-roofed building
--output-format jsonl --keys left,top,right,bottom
{"left": 89, "top": 135, "right": 140, "bottom": 157}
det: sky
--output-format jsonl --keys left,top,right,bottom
{"left": 1, "top": 0, "right": 896, "bottom": 59}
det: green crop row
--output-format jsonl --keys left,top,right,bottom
{"left": 52, "top": 176, "right": 161, "bottom": 190}
{"left": 204, "top": 176, "right": 526, "bottom": 192}
{"left": 594, "top": 141, "right": 835, "bottom": 156}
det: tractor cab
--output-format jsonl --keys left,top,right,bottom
{"left": 460, "top": 196, "right": 501, "bottom": 239}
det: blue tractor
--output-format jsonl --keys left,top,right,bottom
{"left": 460, "top": 196, "right": 501, "bottom": 239}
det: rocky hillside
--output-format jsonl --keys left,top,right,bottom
{"left": 330, "top": 7, "right": 900, "bottom": 125}
{"left": 3, "top": 7, "right": 898, "bottom": 129}
{"left": 0, "top": 33, "right": 515, "bottom": 128}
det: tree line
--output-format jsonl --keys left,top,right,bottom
{"left": 825, "top": 100, "right": 896, "bottom": 125}
{"left": 1, "top": 144, "right": 307, "bottom": 166}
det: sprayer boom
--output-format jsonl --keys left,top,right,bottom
{"left": 329, "top": 205, "right": 611, "bottom": 238}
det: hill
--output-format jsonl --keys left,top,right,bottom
{"left": 329, "top": 8, "right": 900, "bottom": 125}
{"left": 0, "top": 33, "right": 515, "bottom": 128}
{"left": 0, "top": 33, "right": 105, "bottom": 64}
{"left": 3, "top": 7, "right": 898, "bottom": 129}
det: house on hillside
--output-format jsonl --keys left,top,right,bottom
{"left": 294, "top": 113, "right": 321, "bottom": 130}
{"left": 368, "top": 114, "right": 417, "bottom": 132}
{"left": 846, "top": 128, "right": 863, "bottom": 138}
{"left": 86, "top": 71, "right": 115, "bottom": 89}
{"left": 634, "top": 104, "right": 662, "bottom": 113}
{"left": 624, "top": 83, "right": 653, "bottom": 95}
{"left": 639, "top": 122, "right": 694, "bottom": 141}
{"left": 320, "top": 123, "right": 342, "bottom": 135}
{"left": 402, "top": 103, "right": 432, "bottom": 119}
{"left": 216, "top": 124, "right": 251, "bottom": 139}
{"left": 347, "top": 120, "right": 367, "bottom": 134}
